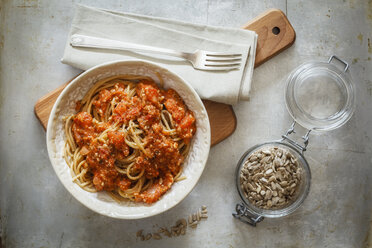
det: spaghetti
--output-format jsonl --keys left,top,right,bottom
{"left": 63, "top": 75, "right": 196, "bottom": 204}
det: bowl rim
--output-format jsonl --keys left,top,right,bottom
{"left": 46, "top": 59, "right": 211, "bottom": 219}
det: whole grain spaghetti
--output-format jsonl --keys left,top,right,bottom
{"left": 63, "top": 74, "right": 196, "bottom": 203}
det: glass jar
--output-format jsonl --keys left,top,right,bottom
{"left": 233, "top": 56, "right": 355, "bottom": 226}
{"left": 285, "top": 55, "right": 355, "bottom": 131}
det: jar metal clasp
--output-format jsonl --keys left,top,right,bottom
{"left": 232, "top": 203, "right": 264, "bottom": 226}
{"left": 328, "top": 55, "right": 349, "bottom": 73}
{"left": 281, "top": 121, "right": 311, "bottom": 153}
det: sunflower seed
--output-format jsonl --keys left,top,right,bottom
{"left": 265, "top": 190, "right": 272, "bottom": 200}
{"left": 239, "top": 146, "right": 302, "bottom": 210}
{"left": 268, "top": 175, "right": 276, "bottom": 182}
{"left": 259, "top": 178, "right": 267, "bottom": 185}
{"left": 136, "top": 229, "right": 143, "bottom": 237}
{"left": 280, "top": 181, "right": 288, "bottom": 187}
{"left": 163, "top": 229, "right": 171, "bottom": 237}
{"left": 248, "top": 182, "right": 255, "bottom": 191}
{"left": 190, "top": 221, "right": 198, "bottom": 228}
{"left": 256, "top": 185, "right": 262, "bottom": 194}
{"left": 192, "top": 214, "right": 197, "bottom": 221}
{"left": 262, "top": 150, "right": 271, "bottom": 155}
{"left": 181, "top": 218, "right": 187, "bottom": 227}
{"left": 188, "top": 215, "right": 193, "bottom": 224}
{"left": 153, "top": 233, "right": 162, "bottom": 240}
{"left": 249, "top": 156, "right": 258, "bottom": 162}
{"left": 197, "top": 211, "right": 201, "bottom": 221}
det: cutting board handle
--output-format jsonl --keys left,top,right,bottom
{"left": 243, "top": 8, "right": 296, "bottom": 67}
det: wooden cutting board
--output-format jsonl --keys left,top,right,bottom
{"left": 34, "top": 8, "right": 295, "bottom": 146}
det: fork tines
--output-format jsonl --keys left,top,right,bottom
{"left": 203, "top": 52, "right": 242, "bottom": 70}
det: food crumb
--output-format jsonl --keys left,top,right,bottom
{"left": 136, "top": 206, "right": 208, "bottom": 241}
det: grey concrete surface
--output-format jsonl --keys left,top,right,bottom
{"left": 0, "top": 0, "right": 371, "bottom": 247}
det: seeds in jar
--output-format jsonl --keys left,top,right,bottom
{"left": 239, "top": 147, "right": 302, "bottom": 209}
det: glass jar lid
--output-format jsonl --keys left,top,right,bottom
{"left": 285, "top": 56, "right": 355, "bottom": 131}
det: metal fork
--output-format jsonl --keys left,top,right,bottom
{"left": 70, "top": 34, "right": 243, "bottom": 71}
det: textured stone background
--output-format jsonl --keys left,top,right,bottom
{"left": 0, "top": 0, "right": 371, "bottom": 247}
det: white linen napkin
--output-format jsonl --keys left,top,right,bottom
{"left": 61, "top": 5, "right": 257, "bottom": 105}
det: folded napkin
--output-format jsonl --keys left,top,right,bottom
{"left": 62, "top": 5, "right": 257, "bottom": 105}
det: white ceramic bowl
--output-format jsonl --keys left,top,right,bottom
{"left": 46, "top": 60, "right": 211, "bottom": 219}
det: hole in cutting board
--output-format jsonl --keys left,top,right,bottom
{"left": 272, "top": 26, "right": 280, "bottom": 35}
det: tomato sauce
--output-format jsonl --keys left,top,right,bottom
{"left": 71, "top": 79, "right": 196, "bottom": 203}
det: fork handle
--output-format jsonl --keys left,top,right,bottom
{"left": 70, "top": 34, "right": 188, "bottom": 59}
